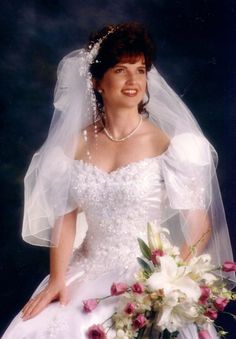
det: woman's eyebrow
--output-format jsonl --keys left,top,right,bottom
{"left": 114, "top": 64, "right": 146, "bottom": 68}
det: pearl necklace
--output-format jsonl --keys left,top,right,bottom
{"left": 103, "top": 115, "right": 143, "bottom": 142}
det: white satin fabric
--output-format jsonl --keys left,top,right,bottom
{"left": 3, "top": 133, "right": 219, "bottom": 338}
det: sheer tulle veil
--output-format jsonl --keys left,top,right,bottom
{"left": 21, "top": 30, "right": 235, "bottom": 286}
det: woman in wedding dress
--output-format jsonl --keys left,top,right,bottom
{"left": 2, "top": 23, "right": 234, "bottom": 338}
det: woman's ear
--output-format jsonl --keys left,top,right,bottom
{"left": 92, "top": 78, "right": 102, "bottom": 93}
{"left": 92, "top": 78, "right": 98, "bottom": 90}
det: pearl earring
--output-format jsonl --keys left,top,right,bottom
{"left": 98, "top": 89, "right": 103, "bottom": 94}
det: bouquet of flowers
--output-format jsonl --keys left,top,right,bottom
{"left": 82, "top": 222, "right": 236, "bottom": 339}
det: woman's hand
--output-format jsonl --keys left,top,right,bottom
{"left": 21, "top": 210, "right": 77, "bottom": 321}
{"left": 21, "top": 278, "right": 68, "bottom": 321}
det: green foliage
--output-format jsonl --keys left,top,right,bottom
{"left": 137, "top": 257, "right": 153, "bottom": 276}
{"left": 162, "top": 329, "right": 179, "bottom": 338}
{"left": 138, "top": 237, "right": 152, "bottom": 260}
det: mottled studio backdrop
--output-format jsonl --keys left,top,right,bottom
{"left": 0, "top": 0, "right": 236, "bottom": 336}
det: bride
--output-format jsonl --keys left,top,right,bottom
{"left": 2, "top": 22, "right": 234, "bottom": 338}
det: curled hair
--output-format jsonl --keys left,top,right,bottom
{"left": 88, "top": 22, "right": 156, "bottom": 119}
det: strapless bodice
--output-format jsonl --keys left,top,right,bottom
{"left": 69, "top": 155, "right": 166, "bottom": 280}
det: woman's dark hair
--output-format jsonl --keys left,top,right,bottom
{"left": 88, "top": 22, "right": 156, "bottom": 119}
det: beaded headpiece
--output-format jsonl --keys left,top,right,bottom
{"left": 78, "top": 25, "right": 117, "bottom": 77}
{"left": 77, "top": 25, "right": 118, "bottom": 156}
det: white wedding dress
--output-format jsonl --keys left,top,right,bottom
{"left": 3, "top": 134, "right": 218, "bottom": 338}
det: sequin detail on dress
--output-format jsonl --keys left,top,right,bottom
{"left": 70, "top": 156, "right": 165, "bottom": 280}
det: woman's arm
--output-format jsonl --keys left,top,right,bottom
{"left": 180, "top": 209, "right": 212, "bottom": 260}
{"left": 21, "top": 209, "right": 78, "bottom": 320}
{"left": 50, "top": 209, "right": 77, "bottom": 281}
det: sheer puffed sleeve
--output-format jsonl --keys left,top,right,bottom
{"left": 22, "top": 146, "right": 79, "bottom": 247}
{"left": 161, "top": 132, "right": 211, "bottom": 211}
{"left": 160, "top": 133, "right": 235, "bottom": 285}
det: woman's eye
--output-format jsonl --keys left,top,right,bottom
{"left": 138, "top": 68, "right": 146, "bottom": 74}
{"left": 114, "top": 68, "right": 124, "bottom": 73}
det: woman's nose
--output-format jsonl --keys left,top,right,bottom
{"left": 126, "top": 72, "right": 137, "bottom": 84}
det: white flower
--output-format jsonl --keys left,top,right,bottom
{"left": 147, "top": 256, "right": 201, "bottom": 302}
{"left": 116, "top": 329, "right": 126, "bottom": 338}
{"left": 147, "top": 221, "right": 170, "bottom": 250}
{"left": 188, "top": 254, "right": 217, "bottom": 283}
{"left": 160, "top": 235, "right": 180, "bottom": 257}
{"left": 157, "top": 293, "right": 199, "bottom": 332}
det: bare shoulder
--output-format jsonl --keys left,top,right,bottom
{"left": 83, "top": 120, "right": 104, "bottom": 137}
{"left": 142, "top": 118, "right": 170, "bottom": 154}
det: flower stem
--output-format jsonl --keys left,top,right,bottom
{"left": 184, "top": 228, "right": 211, "bottom": 261}
{"left": 222, "top": 311, "right": 236, "bottom": 320}
{"left": 101, "top": 314, "right": 116, "bottom": 325}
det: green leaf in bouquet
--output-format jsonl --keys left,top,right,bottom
{"left": 161, "top": 329, "right": 179, "bottom": 338}
{"left": 135, "top": 327, "right": 146, "bottom": 339}
{"left": 138, "top": 238, "right": 152, "bottom": 260}
{"left": 137, "top": 257, "right": 153, "bottom": 276}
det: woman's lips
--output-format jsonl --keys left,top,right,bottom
{"left": 121, "top": 89, "right": 138, "bottom": 97}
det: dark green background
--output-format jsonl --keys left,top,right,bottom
{"left": 1, "top": 0, "right": 235, "bottom": 336}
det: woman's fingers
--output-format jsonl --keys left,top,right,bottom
{"left": 23, "top": 294, "right": 53, "bottom": 319}
{"left": 21, "top": 297, "right": 35, "bottom": 314}
{"left": 21, "top": 295, "right": 43, "bottom": 320}
{"left": 21, "top": 289, "right": 57, "bottom": 320}
{"left": 20, "top": 281, "right": 67, "bottom": 321}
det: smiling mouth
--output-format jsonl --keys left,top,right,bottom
{"left": 121, "top": 89, "right": 138, "bottom": 96}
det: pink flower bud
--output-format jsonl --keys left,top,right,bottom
{"left": 213, "top": 297, "right": 228, "bottom": 312}
{"left": 222, "top": 261, "right": 236, "bottom": 272}
{"left": 87, "top": 324, "right": 106, "bottom": 339}
{"left": 198, "top": 329, "right": 212, "bottom": 339}
{"left": 83, "top": 299, "right": 98, "bottom": 313}
{"left": 133, "top": 314, "right": 147, "bottom": 329}
{"left": 204, "top": 308, "right": 218, "bottom": 320}
{"left": 131, "top": 282, "right": 145, "bottom": 294}
{"left": 110, "top": 282, "right": 128, "bottom": 296}
{"left": 124, "top": 302, "right": 135, "bottom": 314}
{"left": 199, "top": 286, "right": 211, "bottom": 305}
{"left": 151, "top": 249, "right": 164, "bottom": 265}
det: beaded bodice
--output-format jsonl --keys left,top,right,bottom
{"left": 65, "top": 133, "right": 210, "bottom": 283}
{"left": 70, "top": 155, "right": 166, "bottom": 280}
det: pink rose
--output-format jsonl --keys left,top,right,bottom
{"left": 110, "top": 282, "right": 128, "bottom": 296}
{"left": 199, "top": 286, "right": 211, "bottom": 305}
{"left": 213, "top": 297, "right": 228, "bottom": 312}
{"left": 204, "top": 308, "right": 218, "bottom": 320}
{"left": 133, "top": 314, "right": 147, "bottom": 329}
{"left": 198, "top": 329, "right": 212, "bottom": 339}
{"left": 124, "top": 302, "right": 135, "bottom": 315}
{"left": 222, "top": 261, "right": 236, "bottom": 272}
{"left": 83, "top": 299, "right": 98, "bottom": 313}
{"left": 131, "top": 282, "right": 145, "bottom": 294}
{"left": 87, "top": 324, "right": 106, "bottom": 339}
{"left": 151, "top": 249, "right": 164, "bottom": 265}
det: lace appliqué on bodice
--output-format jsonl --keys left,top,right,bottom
{"left": 69, "top": 156, "right": 166, "bottom": 280}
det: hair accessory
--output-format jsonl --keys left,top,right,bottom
{"left": 79, "top": 26, "right": 117, "bottom": 77}
{"left": 76, "top": 26, "right": 118, "bottom": 145}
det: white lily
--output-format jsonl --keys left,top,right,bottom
{"left": 147, "top": 256, "right": 201, "bottom": 302}
{"left": 157, "top": 292, "right": 199, "bottom": 332}
{"left": 160, "top": 234, "right": 180, "bottom": 257}
{"left": 147, "top": 222, "right": 169, "bottom": 251}
{"left": 188, "top": 254, "right": 217, "bottom": 283}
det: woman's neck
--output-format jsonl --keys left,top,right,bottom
{"left": 103, "top": 107, "right": 141, "bottom": 138}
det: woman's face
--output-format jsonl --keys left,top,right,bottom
{"left": 97, "top": 55, "right": 147, "bottom": 112}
